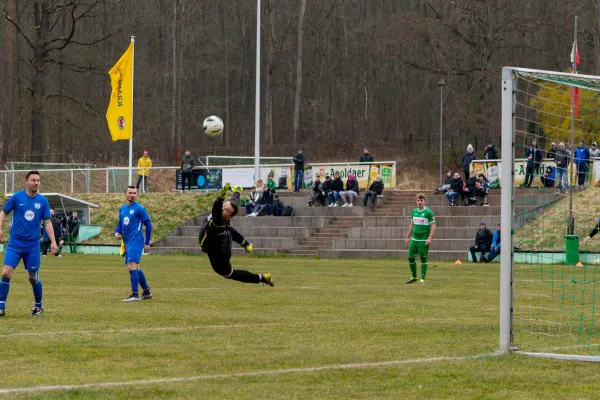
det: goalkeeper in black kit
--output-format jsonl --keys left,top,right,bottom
{"left": 584, "top": 218, "right": 600, "bottom": 245}
{"left": 199, "top": 183, "right": 274, "bottom": 286}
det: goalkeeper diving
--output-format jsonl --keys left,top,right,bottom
{"left": 198, "top": 183, "right": 274, "bottom": 286}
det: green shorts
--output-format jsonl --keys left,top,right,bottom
{"left": 408, "top": 240, "right": 430, "bottom": 258}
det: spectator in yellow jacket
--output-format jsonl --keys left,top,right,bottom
{"left": 137, "top": 150, "right": 152, "bottom": 193}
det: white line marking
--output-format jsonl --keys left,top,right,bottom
{"left": 0, "top": 353, "right": 497, "bottom": 394}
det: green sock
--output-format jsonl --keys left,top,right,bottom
{"left": 408, "top": 258, "right": 417, "bottom": 279}
{"left": 58, "top": 245, "right": 63, "bottom": 254}
{"left": 420, "top": 258, "right": 428, "bottom": 280}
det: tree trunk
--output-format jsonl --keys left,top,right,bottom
{"left": 264, "top": 0, "right": 274, "bottom": 148}
{"left": 3, "top": 0, "right": 15, "bottom": 161}
{"left": 595, "top": 0, "right": 600, "bottom": 74}
{"left": 170, "top": 0, "right": 178, "bottom": 163}
{"left": 292, "top": 0, "right": 307, "bottom": 148}
{"left": 30, "top": 0, "right": 47, "bottom": 162}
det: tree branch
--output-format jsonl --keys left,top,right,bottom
{"left": 4, "top": 12, "right": 35, "bottom": 49}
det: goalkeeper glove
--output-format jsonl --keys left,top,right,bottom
{"left": 218, "top": 183, "right": 231, "bottom": 200}
{"left": 232, "top": 185, "right": 243, "bottom": 195}
{"left": 242, "top": 240, "right": 253, "bottom": 253}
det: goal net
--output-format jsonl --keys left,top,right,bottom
{"left": 501, "top": 67, "right": 600, "bottom": 361}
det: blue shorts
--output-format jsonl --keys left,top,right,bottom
{"left": 124, "top": 244, "right": 144, "bottom": 264}
{"left": 4, "top": 240, "right": 41, "bottom": 271}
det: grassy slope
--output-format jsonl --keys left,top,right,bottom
{"left": 0, "top": 257, "right": 599, "bottom": 399}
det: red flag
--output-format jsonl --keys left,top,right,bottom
{"left": 570, "top": 41, "right": 580, "bottom": 116}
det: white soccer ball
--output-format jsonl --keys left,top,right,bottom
{"left": 203, "top": 116, "right": 224, "bottom": 137}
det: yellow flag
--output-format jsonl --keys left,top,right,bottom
{"left": 106, "top": 42, "right": 134, "bottom": 141}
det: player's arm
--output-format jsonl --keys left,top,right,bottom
{"left": 426, "top": 222, "right": 436, "bottom": 246}
{"left": 0, "top": 210, "right": 7, "bottom": 243}
{"left": 405, "top": 220, "right": 413, "bottom": 244}
{"left": 212, "top": 183, "right": 231, "bottom": 224}
{"left": 584, "top": 220, "right": 600, "bottom": 243}
{"left": 141, "top": 209, "right": 152, "bottom": 253}
{"left": 0, "top": 195, "right": 17, "bottom": 242}
{"left": 43, "top": 218, "right": 58, "bottom": 253}
{"left": 230, "top": 226, "right": 253, "bottom": 253}
{"left": 114, "top": 212, "right": 123, "bottom": 240}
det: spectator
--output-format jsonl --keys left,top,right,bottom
{"left": 461, "top": 144, "right": 477, "bottom": 180}
{"left": 244, "top": 186, "right": 260, "bottom": 215}
{"left": 272, "top": 194, "right": 285, "bottom": 216}
{"left": 590, "top": 142, "right": 600, "bottom": 158}
{"left": 359, "top": 147, "right": 374, "bottom": 163}
{"left": 292, "top": 149, "right": 305, "bottom": 192}
{"left": 482, "top": 223, "right": 501, "bottom": 263}
{"left": 43, "top": 209, "right": 63, "bottom": 258}
{"left": 363, "top": 175, "right": 384, "bottom": 206}
{"left": 136, "top": 150, "right": 152, "bottom": 193}
{"left": 321, "top": 175, "right": 333, "bottom": 206}
{"left": 483, "top": 142, "right": 498, "bottom": 160}
{"left": 540, "top": 166, "right": 555, "bottom": 188}
{"left": 554, "top": 142, "right": 570, "bottom": 195}
{"left": 435, "top": 170, "right": 453, "bottom": 195}
{"left": 308, "top": 174, "right": 326, "bottom": 207}
{"left": 522, "top": 139, "right": 542, "bottom": 188}
{"left": 256, "top": 178, "right": 265, "bottom": 191}
{"left": 248, "top": 185, "right": 273, "bottom": 217}
{"left": 476, "top": 174, "right": 489, "bottom": 206}
{"left": 66, "top": 210, "right": 80, "bottom": 254}
{"left": 340, "top": 173, "right": 359, "bottom": 207}
{"left": 267, "top": 171, "right": 276, "bottom": 192}
{"left": 546, "top": 142, "right": 558, "bottom": 160}
{"left": 181, "top": 150, "right": 195, "bottom": 192}
{"left": 462, "top": 171, "right": 477, "bottom": 206}
{"left": 328, "top": 172, "right": 344, "bottom": 207}
{"left": 575, "top": 139, "right": 590, "bottom": 188}
{"left": 445, "top": 172, "right": 463, "bottom": 206}
{"left": 470, "top": 222, "right": 493, "bottom": 263}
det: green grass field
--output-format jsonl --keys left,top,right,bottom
{"left": 1, "top": 255, "right": 600, "bottom": 399}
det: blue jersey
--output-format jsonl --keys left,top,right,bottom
{"left": 115, "top": 202, "right": 151, "bottom": 245}
{"left": 2, "top": 190, "right": 51, "bottom": 244}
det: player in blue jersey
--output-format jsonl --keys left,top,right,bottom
{"left": 115, "top": 186, "right": 153, "bottom": 302}
{"left": 0, "top": 171, "right": 57, "bottom": 317}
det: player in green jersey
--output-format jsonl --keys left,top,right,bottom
{"left": 404, "top": 193, "right": 436, "bottom": 284}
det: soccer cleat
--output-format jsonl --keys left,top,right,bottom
{"left": 0, "top": 309, "right": 5, "bottom": 317}
{"left": 30, "top": 307, "right": 43, "bottom": 316}
{"left": 262, "top": 273, "right": 275, "bottom": 287}
{"left": 419, "top": 279, "right": 425, "bottom": 284}
{"left": 121, "top": 293, "right": 140, "bottom": 302}
{"left": 405, "top": 277, "right": 418, "bottom": 284}
{"left": 141, "top": 289, "right": 153, "bottom": 300}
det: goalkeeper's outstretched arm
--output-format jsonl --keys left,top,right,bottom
{"left": 584, "top": 221, "right": 600, "bottom": 243}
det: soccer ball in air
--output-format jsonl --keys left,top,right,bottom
{"left": 203, "top": 116, "right": 224, "bottom": 137}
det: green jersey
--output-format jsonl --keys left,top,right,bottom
{"left": 411, "top": 207, "right": 435, "bottom": 241}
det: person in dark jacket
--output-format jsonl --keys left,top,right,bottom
{"left": 554, "top": 142, "right": 570, "bottom": 194}
{"left": 575, "top": 139, "right": 590, "bottom": 188}
{"left": 482, "top": 223, "right": 501, "bottom": 263}
{"left": 469, "top": 222, "right": 493, "bottom": 262}
{"left": 483, "top": 143, "right": 498, "bottom": 160}
{"left": 462, "top": 171, "right": 477, "bottom": 206}
{"left": 43, "top": 209, "right": 63, "bottom": 257}
{"left": 272, "top": 195, "right": 285, "bottom": 216}
{"left": 461, "top": 144, "right": 477, "bottom": 180}
{"left": 435, "top": 171, "right": 453, "bottom": 195}
{"left": 540, "top": 166, "right": 555, "bottom": 188}
{"left": 523, "top": 139, "right": 542, "bottom": 187}
{"left": 198, "top": 183, "right": 274, "bottom": 286}
{"left": 546, "top": 142, "right": 558, "bottom": 160}
{"left": 476, "top": 174, "right": 489, "bottom": 206}
{"left": 66, "top": 210, "right": 80, "bottom": 254}
{"left": 363, "top": 175, "right": 384, "bottom": 206}
{"left": 321, "top": 176, "right": 333, "bottom": 206}
{"left": 340, "top": 173, "right": 359, "bottom": 207}
{"left": 328, "top": 173, "right": 344, "bottom": 207}
{"left": 445, "top": 172, "right": 463, "bottom": 206}
{"left": 292, "top": 149, "right": 305, "bottom": 192}
{"left": 359, "top": 148, "right": 374, "bottom": 163}
{"left": 181, "top": 150, "right": 195, "bottom": 192}
{"left": 249, "top": 185, "right": 273, "bottom": 216}
{"left": 308, "top": 174, "right": 326, "bottom": 207}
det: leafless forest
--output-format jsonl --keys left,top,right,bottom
{"left": 1, "top": 0, "right": 600, "bottom": 168}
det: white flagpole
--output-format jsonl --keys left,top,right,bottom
{"left": 129, "top": 36, "right": 135, "bottom": 186}
{"left": 254, "top": 0, "right": 261, "bottom": 183}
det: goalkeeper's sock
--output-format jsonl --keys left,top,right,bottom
{"left": 129, "top": 270, "right": 140, "bottom": 293}
{"left": 228, "top": 270, "right": 261, "bottom": 284}
{"left": 137, "top": 269, "right": 149, "bottom": 291}
{"left": 0, "top": 277, "right": 11, "bottom": 310}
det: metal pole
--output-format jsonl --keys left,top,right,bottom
{"left": 70, "top": 170, "right": 73, "bottom": 193}
{"left": 568, "top": 16, "right": 578, "bottom": 235}
{"left": 253, "top": 0, "right": 261, "bottom": 183}
{"left": 438, "top": 79, "right": 445, "bottom": 186}
{"left": 129, "top": 36, "right": 135, "bottom": 186}
{"left": 105, "top": 169, "right": 109, "bottom": 193}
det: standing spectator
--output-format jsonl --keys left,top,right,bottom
{"left": 49, "top": 209, "right": 64, "bottom": 258}
{"left": 461, "top": 144, "right": 477, "bottom": 180}
{"left": 181, "top": 150, "right": 195, "bottom": 192}
{"left": 590, "top": 142, "right": 600, "bottom": 158}
{"left": 308, "top": 174, "right": 326, "bottom": 207}
{"left": 469, "top": 222, "right": 493, "bottom": 263}
{"left": 522, "top": 139, "right": 542, "bottom": 188}
{"left": 359, "top": 147, "right": 374, "bottom": 163}
{"left": 445, "top": 172, "right": 463, "bottom": 206}
{"left": 546, "top": 142, "right": 558, "bottom": 160}
{"left": 272, "top": 195, "right": 285, "bottom": 216}
{"left": 66, "top": 210, "right": 80, "bottom": 254}
{"left": 245, "top": 187, "right": 260, "bottom": 215}
{"left": 267, "top": 171, "right": 276, "bottom": 192}
{"left": 136, "top": 150, "right": 152, "bottom": 193}
{"left": 554, "top": 142, "right": 570, "bottom": 195}
{"left": 482, "top": 223, "right": 501, "bottom": 263}
{"left": 292, "top": 149, "right": 305, "bottom": 192}
{"left": 483, "top": 142, "right": 498, "bottom": 160}
{"left": 328, "top": 172, "right": 344, "bottom": 207}
{"left": 340, "top": 173, "right": 359, "bottom": 207}
{"left": 363, "top": 175, "right": 384, "bottom": 206}
{"left": 248, "top": 185, "right": 273, "bottom": 217}
{"left": 575, "top": 139, "right": 590, "bottom": 188}
{"left": 322, "top": 175, "right": 333, "bottom": 206}
{"left": 540, "top": 166, "right": 555, "bottom": 188}
{"left": 435, "top": 170, "right": 453, "bottom": 195}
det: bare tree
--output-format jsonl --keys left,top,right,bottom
{"left": 292, "top": 0, "right": 306, "bottom": 148}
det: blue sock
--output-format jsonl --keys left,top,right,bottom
{"left": 32, "top": 281, "right": 43, "bottom": 308}
{"left": 129, "top": 270, "right": 139, "bottom": 294}
{"left": 137, "top": 269, "right": 149, "bottom": 291}
{"left": 0, "top": 277, "right": 10, "bottom": 310}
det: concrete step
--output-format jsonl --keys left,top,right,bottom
{"left": 347, "top": 227, "right": 481, "bottom": 240}
{"left": 333, "top": 238, "right": 473, "bottom": 251}
{"left": 363, "top": 216, "right": 502, "bottom": 228}
{"left": 177, "top": 226, "right": 315, "bottom": 238}
{"left": 317, "top": 249, "right": 468, "bottom": 260}
{"left": 161, "top": 236, "right": 297, "bottom": 249}
{"left": 286, "top": 250, "right": 319, "bottom": 256}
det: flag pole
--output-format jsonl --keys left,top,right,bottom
{"left": 129, "top": 36, "right": 135, "bottom": 186}
{"left": 568, "top": 16, "right": 577, "bottom": 235}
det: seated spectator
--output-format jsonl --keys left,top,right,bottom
{"left": 272, "top": 194, "right": 285, "bottom": 216}
{"left": 245, "top": 186, "right": 260, "bottom": 215}
{"left": 308, "top": 174, "right": 326, "bottom": 207}
{"left": 435, "top": 171, "right": 453, "bottom": 195}
{"left": 248, "top": 185, "right": 273, "bottom": 217}
{"left": 476, "top": 174, "right": 489, "bottom": 206}
{"left": 462, "top": 171, "right": 477, "bottom": 206}
{"left": 256, "top": 178, "right": 265, "bottom": 191}
{"left": 322, "top": 175, "right": 332, "bottom": 206}
{"left": 469, "top": 222, "right": 493, "bottom": 262}
{"left": 445, "top": 172, "right": 463, "bottom": 206}
{"left": 340, "top": 173, "right": 359, "bottom": 207}
{"left": 363, "top": 175, "right": 384, "bottom": 206}
{"left": 540, "top": 166, "right": 555, "bottom": 188}
{"left": 328, "top": 172, "right": 344, "bottom": 207}
{"left": 482, "top": 223, "right": 501, "bottom": 263}
{"left": 267, "top": 171, "right": 276, "bottom": 192}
